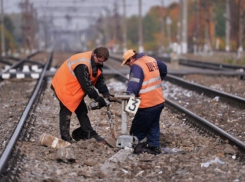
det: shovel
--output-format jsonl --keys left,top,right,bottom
{"left": 104, "top": 104, "right": 117, "bottom": 148}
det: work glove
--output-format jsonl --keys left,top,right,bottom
{"left": 95, "top": 96, "right": 108, "bottom": 108}
{"left": 102, "top": 92, "right": 114, "bottom": 101}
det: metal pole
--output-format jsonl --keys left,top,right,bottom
{"left": 122, "top": 0, "right": 127, "bottom": 52}
{"left": 240, "top": 0, "right": 244, "bottom": 53}
{"left": 121, "top": 100, "right": 128, "bottom": 134}
{"left": 1, "top": 0, "right": 5, "bottom": 56}
{"left": 182, "top": 0, "right": 188, "bottom": 54}
{"left": 177, "top": 0, "right": 183, "bottom": 54}
{"left": 104, "top": 8, "right": 110, "bottom": 50}
{"left": 237, "top": 0, "right": 243, "bottom": 59}
{"left": 160, "top": 0, "right": 165, "bottom": 53}
{"left": 225, "top": 0, "right": 230, "bottom": 52}
{"left": 204, "top": 0, "right": 209, "bottom": 52}
{"left": 193, "top": 0, "right": 198, "bottom": 55}
{"left": 138, "top": 0, "right": 144, "bottom": 52}
{"left": 112, "top": 2, "right": 117, "bottom": 49}
{"left": 166, "top": 17, "right": 172, "bottom": 48}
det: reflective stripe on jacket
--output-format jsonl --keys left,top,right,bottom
{"left": 133, "top": 55, "right": 165, "bottom": 108}
{"left": 52, "top": 51, "right": 101, "bottom": 112}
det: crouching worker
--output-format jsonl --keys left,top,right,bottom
{"left": 51, "top": 47, "right": 113, "bottom": 143}
{"left": 121, "top": 49, "right": 168, "bottom": 155}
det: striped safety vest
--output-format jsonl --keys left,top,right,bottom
{"left": 52, "top": 51, "right": 101, "bottom": 112}
{"left": 133, "top": 55, "right": 165, "bottom": 108}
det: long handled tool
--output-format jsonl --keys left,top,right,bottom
{"left": 106, "top": 104, "right": 116, "bottom": 140}
{"left": 103, "top": 103, "right": 118, "bottom": 147}
{"left": 88, "top": 99, "right": 117, "bottom": 147}
{"left": 88, "top": 94, "right": 139, "bottom": 148}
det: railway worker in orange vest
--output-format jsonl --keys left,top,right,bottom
{"left": 121, "top": 49, "right": 167, "bottom": 155}
{"left": 51, "top": 47, "right": 113, "bottom": 143}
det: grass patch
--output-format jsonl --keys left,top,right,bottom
{"left": 225, "top": 58, "right": 234, "bottom": 64}
{"left": 224, "top": 57, "right": 245, "bottom": 65}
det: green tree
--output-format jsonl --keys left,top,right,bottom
{"left": 6, "top": 13, "right": 22, "bottom": 48}
{"left": 215, "top": 0, "right": 225, "bottom": 38}
{"left": 143, "top": 7, "right": 161, "bottom": 51}
{"left": 126, "top": 15, "right": 139, "bottom": 48}
{"left": 0, "top": 15, "right": 16, "bottom": 53}
{"left": 0, "top": 25, "right": 15, "bottom": 53}
{"left": 4, "top": 16, "right": 15, "bottom": 36}
{"left": 143, "top": 10, "right": 159, "bottom": 42}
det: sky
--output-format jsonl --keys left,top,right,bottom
{"left": 126, "top": 0, "right": 179, "bottom": 17}
{"left": 3, "top": 0, "right": 179, "bottom": 30}
{"left": 4, "top": 0, "right": 179, "bottom": 16}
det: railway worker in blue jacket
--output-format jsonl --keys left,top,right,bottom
{"left": 121, "top": 49, "right": 167, "bottom": 155}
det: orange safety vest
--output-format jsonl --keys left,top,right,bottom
{"left": 51, "top": 51, "right": 101, "bottom": 112}
{"left": 134, "top": 55, "right": 165, "bottom": 108}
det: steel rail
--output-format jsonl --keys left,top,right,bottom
{"left": 0, "top": 58, "right": 12, "bottom": 65}
{"left": 111, "top": 54, "right": 245, "bottom": 76}
{"left": 22, "top": 59, "right": 45, "bottom": 66}
{"left": 103, "top": 63, "right": 128, "bottom": 81}
{"left": 0, "top": 51, "right": 40, "bottom": 77}
{"left": 166, "top": 98, "right": 245, "bottom": 152}
{"left": 165, "top": 74, "right": 245, "bottom": 108}
{"left": 179, "top": 58, "right": 245, "bottom": 70}
{"left": 110, "top": 54, "right": 245, "bottom": 106}
{"left": 152, "top": 54, "right": 245, "bottom": 71}
{"left": 0, "top": 51, "right": 54, "bottom": 176}
{"left": 108, "top": 56, "right": 245, "bottom": 152}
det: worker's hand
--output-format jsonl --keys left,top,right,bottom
{"left": 103, "top": 92, "right": 114, "bottom": 101}
{"left": 95, "top": 96, "right": 108, "bottom": 108}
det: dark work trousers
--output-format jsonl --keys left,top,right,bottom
{"left": 130, "top": 103, "right": 164, "bottom": 147}
{"left": 59, "top": 99, "right": 94, "bottom": 141}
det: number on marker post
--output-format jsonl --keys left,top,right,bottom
{"left": 125, "top": 96, "right": 141, "bottom": 115}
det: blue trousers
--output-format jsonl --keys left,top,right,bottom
{"left": 130, "top": 103, "right": 164, "bottom": 147}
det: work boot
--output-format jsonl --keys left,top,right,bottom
{"left": 133, "top": 143, "right": 162, "bottom": 155}
{"left": 61, "top": 136, "right": 74, "bottom": 143}
{"left": 145, "top": 144, "right": 162, "bottom": 155}
{"left": 72, "top": 127, "right": 84, "bottom": 141}
{"left": 133, "top": 142, "right": 147, "bottom": 154}
{"left": 72, "top": 128, "right": 105, "bottom": 143}
{"left": 87, "top": 131, "right": 106, "bottom": 143}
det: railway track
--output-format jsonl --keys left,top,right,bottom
{"left": 153, "top": 54, "right": 245, "bottom": 72}
{"left": 0, "top": 51, "right": 245, "bottom": 181}
{"left": 107, "top": 56, "right": 245, "bottom": 150}
{"left": 0, "top": 51, "right": 52, "bottom": 159}
{"left": 0, "top": 51, "right": 53, "bottom": 177}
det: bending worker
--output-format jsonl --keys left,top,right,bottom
{"left": 51, "top": 47, "right": 113, "bottom": 143}
{"left": 121, "top": 49, "right": 167, "bottom": 155}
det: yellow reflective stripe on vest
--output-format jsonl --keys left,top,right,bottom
{"left": 139, "top": 83, "right": 162, "bottom": 94}
{"left": 142, "top": 76, "right": 160, "bottom": 86}
{"left": 129, "top": 77, "right": 140, "bottom": 83}
{"left": 67, "top": 58, "right": 91, "bottom": 77}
